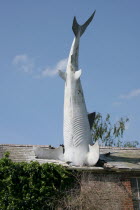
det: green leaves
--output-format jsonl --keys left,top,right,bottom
{"left": 0, "top": 154, "right": 75, "bottom": 209}
{"left": 92, "top": 113, "right": 131, "bottom": 147}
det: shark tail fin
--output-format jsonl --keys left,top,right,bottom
{"left": 72, "top": 11, "right": 96, "bottom": 37}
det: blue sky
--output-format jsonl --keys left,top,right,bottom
{"left": 0, "top": 0, "right": 140, "bottom": 147}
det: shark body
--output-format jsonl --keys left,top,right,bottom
{"left": 59, "top": 12, "right": 99, "bottom": 166}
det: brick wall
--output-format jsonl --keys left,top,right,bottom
{"left": 121, "top": 178, "right": 134, "bottom": 210}
{"left": 71, "top": 173, "right": 135, "bottom": 210}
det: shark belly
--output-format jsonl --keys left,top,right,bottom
{"left": 63, "top": 82, "right": 73, "bottom": 162}
{"left": 64, "top": 79, "right": 92, "bottom": 165}
{"left": 72, "top": 109, "right": 92, "bottom": 165}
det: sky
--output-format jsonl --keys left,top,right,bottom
{"left": 0, "top": 0, "right": 140, "bottom": 147}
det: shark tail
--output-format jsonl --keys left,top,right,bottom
{"left": 72, "top": 11, "right": 96, "bottom": 37}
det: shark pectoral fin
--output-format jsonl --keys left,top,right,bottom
{"left": 86, "top": 141, "right": 100, "bottom": 166}
{"left": 58, "top": 70, "right": 66, "bottom": 81}
{"left": 75, "top": 69, "right": 82, "bottom": 80}
{"left": 88, "top": 112, "right": 96, "bottom": 129}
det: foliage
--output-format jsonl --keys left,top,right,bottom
{"left": 0, "top": 152, "right": 75, "bottom": 210}
{"left": 92, "top": 112, "right": 130, "bottom": 147}
{"left": 123, "top": 140, "right": 139, "bottom": 148}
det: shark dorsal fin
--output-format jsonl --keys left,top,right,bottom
{"left": 88, "top": 112, "right": 96, "bottom": 129}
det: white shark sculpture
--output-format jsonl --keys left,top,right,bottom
{"left": 59, "top": 11, "right": 99, "bottom": 166}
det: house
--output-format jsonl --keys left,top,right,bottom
{"left": 0, "top": 144, "right": 140, "bottom": 209}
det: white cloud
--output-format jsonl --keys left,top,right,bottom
{"left": 13, "top": 55, "right": 67, "bottom": 79}
{"left": 13, "top": 54, "right": 34, "bottom": 73}
{"left": 40, "top": 58, "right": 67, "bottom": 78}
{"left": 120, "top": 89, "right": 140, "bottom": 99}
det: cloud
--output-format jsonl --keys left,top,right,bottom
{"left": 120, "top": 89, "right": 140, "bottom": 99}
{"left": 40, "top": 58, "right": 67, "bottom": 78}
{"left": 13, "top": 54, "right": 34, "bottom": 73}
{"left": 13, "top": 55, "right": 67, "bottom": 79}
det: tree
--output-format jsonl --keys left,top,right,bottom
{"left": 91, "top": 112, "right": 139, "bottom": 147}
{"left": 123, "top": 140, "right": 139, "bottom": 148}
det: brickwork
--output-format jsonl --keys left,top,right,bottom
{"left": 78, "top": 173, "right": 134, "bottom": 210}
{"left": 121, "top": 179, "right": 134, "bottom": 210}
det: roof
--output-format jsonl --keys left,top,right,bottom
{"left": 0, "top": 144, "right": 140, "bottom": 173}
{"left": 99, "top": 147, "right": 140, "bottom": 172}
